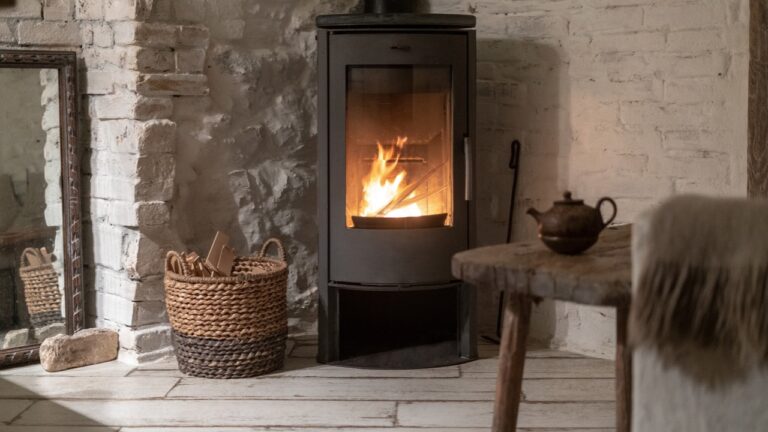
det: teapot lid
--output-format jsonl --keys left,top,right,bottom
{"left": 555, "top": 191, "right": 584, "bottom": 205}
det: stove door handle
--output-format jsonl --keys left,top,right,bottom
{"left": 464, "top": 135, "right": 472, "bottom": 201}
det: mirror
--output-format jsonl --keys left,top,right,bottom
{"left": 0, "top": 50, "right": 83, "bottom": 366}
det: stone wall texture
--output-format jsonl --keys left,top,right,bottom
{"left": 0, "top": 0, "right": 203, "bottom": 363}
{"left": 0, "top": 0, "right": 749, "bottom": 362}
{"left": 169, "top": 0, "right": 357, "bottom": 337}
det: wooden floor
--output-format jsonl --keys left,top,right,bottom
{"left": 0, "top": 339, "right": 616, "bottom": 431}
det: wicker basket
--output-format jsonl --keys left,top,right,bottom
{"left": 164, "top": 238, "right": 288, "bottom": 379}
{"left": 19, "top": 248, "right": 62, "bottom": 328}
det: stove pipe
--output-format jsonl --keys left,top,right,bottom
{"left": 364, "top": 0, "right": 420, "bottom": 13}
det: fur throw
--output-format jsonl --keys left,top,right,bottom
{"left": 631, "top": 195, "right": 768, "bottom": 382}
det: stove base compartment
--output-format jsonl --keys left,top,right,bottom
{"left": 319, "top": 282, "right": 477, "bottom": 369}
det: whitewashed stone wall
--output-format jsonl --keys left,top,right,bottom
{"left": 169, "top": 0, "right": 357, "bottom": 336}
{"left": 431, "top": 0, "right": 749, "bottom": 356}
{"left": 0, "top": 0, "right": 204, "bottom": 363}
{"left": 84, "top": 2, "right": 209, "bottom": 364}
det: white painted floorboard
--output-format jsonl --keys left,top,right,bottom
{"left": 169, "top": 377, "right": 497, "bottom": 400}
{"left": 398, "top": 401, "right": 615, "bottom": 428}
{"left": 0, "top": 361, "right": 135, "bottom": 377}
{"left": 14, "top": 400, "right": 397, "bottom": 427}
{"left": 0, "top": 377, "right": 179, "bottom": 399}
{"left": 0, "top": 427, "right": 117, "bottom": 432}
{"left": 0, "top": 341, "right": 617, "bottom": 431}
{"left": 0, "top": 400, "right": 32, "bottom": 423}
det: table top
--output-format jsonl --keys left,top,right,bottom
{"left": 452, "top": 225, "right": 631, "bottom": 307}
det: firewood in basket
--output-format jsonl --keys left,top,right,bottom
{"left": 217, "top": 246, "right": 236, "bottom": 276}
{"left": 40, "top": 247, "right": 53, "bottom": 264}
{"left": 185, "top": 252, "right": 213, "bottom": 277}
{"left": 205, "top": 231, "right": 236, "bottom": 276}
{"left": 23, "top": 248, "right": 43, "bottom": 267}
{"left": 376, "top": 160, "right": 449, "bottom": 216}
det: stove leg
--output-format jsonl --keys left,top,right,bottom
{"left": 317, "top": 283, "right": 339, "bottom": 364}
{"left": 493, "top": 293, "right": 531, "bottom": 432}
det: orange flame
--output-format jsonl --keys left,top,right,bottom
{"left": 360, "top": 136, "right": 423, "bottom": 217}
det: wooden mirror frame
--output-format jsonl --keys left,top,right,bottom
{"left": 749, "top": 0, "right": 768, "bottom": 197}
{"left": 0, "top": 50, "right": 84, "bottom": 367}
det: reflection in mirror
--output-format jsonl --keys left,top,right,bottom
{"left": 0, "top": 68, "right": 65, "bottom": 349}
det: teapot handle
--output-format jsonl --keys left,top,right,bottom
{"left": 597, "top": 197, "right": 617, "bottom": 228}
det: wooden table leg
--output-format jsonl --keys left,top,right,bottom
{"left": 616, "top": 305, "right": 632, "bottom": 432}
{"left": 493, "top": 294, "right": 532, "bottom": 432}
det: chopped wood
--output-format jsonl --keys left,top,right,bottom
{"left": 395, "top": 185, "right": 448, "bottom": 209}
{"left": 205, "top": 231, "right": 235, "bottom": 276}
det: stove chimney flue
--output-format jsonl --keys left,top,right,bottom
{"left": 364, "top": 0, "right": 419, "bottom": 13}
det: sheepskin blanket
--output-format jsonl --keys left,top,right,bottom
{"left": 631, "top": 195, "right": 768, "bottom": 383}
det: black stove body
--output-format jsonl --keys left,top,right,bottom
{"left": 316, "top": 3, "right": 477, "bottom": 368}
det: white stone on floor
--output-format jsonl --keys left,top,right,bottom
{"left": 0, "top": 340, "right": 616, "bottom": 430}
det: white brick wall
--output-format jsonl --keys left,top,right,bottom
{"left": 430, "top": 0, "right": 747, "bottom": 236}
{"left": 432, "top": 0, "right": 748, "bottom": 357}
{"left": 1, "top": 0, "right": 207, "bottom": 364}
{"left": 17, "top": 21, "right": 80, "bottom": 45}
{"left": 567, "top": 1, "right": 748, "bottom": 215}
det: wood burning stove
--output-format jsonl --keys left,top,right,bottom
{"left": 317, "top": 2, "right": 477, "bottom": 368}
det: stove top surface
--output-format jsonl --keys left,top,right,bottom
{"left": 316, "top": 13, "right": 476, "bottom": 29}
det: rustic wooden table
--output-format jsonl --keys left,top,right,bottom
{"left": 452, "top": 225, "right": 632, "bottom": 432}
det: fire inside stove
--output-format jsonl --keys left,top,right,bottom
{"left": 346, "top": 66, "right": 453, "bottom": 229}
{"left": 361, "top": 136, "right": 423, "bottom": 218}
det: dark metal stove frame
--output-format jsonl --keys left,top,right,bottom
{"left": 317, "top": 15, "right": 477, "bottom": 368}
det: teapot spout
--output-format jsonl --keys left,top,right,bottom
{"left": 526, "top": 207, "right": 542, "bottom": 222}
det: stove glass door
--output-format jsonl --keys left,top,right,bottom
{"left": 345, "top": 66, "right": 453, "bottom": 229}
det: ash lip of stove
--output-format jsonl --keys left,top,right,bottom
{"left": 316, "top": 0, "right": 477, "bottom": 369}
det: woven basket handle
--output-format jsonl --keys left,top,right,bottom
{"left": 166, "top": 251, "right": 189, "bottom": 276}
{"left": 259, "top": 238, "right": 286, "bottom": 262}
{"left": 20, "top": 247, "right": 43, "bottom": 268}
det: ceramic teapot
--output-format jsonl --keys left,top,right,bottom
{"left": 527, "top": 191, "right": 617, "bottom": 254}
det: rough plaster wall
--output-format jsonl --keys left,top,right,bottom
{"left": 171, "top": 0, "right": 357, "bottom": 335}
{"left": 430, "top": 0, "right": 749, "bottom": 356}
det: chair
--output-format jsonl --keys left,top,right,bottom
{"left": 631, "top": 195, "right": 768, "bottom": 432}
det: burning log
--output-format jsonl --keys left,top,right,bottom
{"left": 375, "top": 159, "right": 448, "bottom": 216}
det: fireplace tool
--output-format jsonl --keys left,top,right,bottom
{"left": 481, "top": 139, "right": 522, "bottom": 344}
